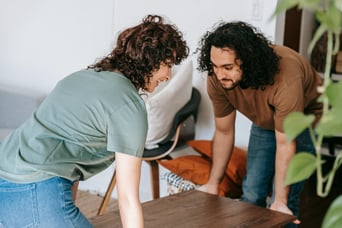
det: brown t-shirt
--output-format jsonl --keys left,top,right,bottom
{"left": 207, "top": 45, "right": 323, "bottom": 132}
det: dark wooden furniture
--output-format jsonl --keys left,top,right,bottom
{"left": 90, "top": 190, "right": 295, "bottom": 228}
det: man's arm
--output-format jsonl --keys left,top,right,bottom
{"left": 199, "top": 111, "right": 236, "bottom": 194}
{"left": 115, "top": 152, "right": 144, "bottom": 228}
{"left": 270, "top": 130, "right": 300, "bottom": 224}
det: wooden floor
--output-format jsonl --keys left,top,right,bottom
{"left": 75, "top": 190, "right": 118, "bottom": 219}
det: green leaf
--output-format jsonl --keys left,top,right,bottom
{"left": 298, "top": 0, "right": 323, "bottom": 11}
{"left": 315, "top": 5, "right": 342, "bottom": 34}
{"left": 325, "top": 80, "right": 342, "bottom": 107}
{"left": 316, "top": 81, "right": 342, "bottom": 136}
{"left": 324, "top": 5, "right": 342, "bottom": 33}
{"left": 285, "top": 153, "right": 316, "bottom": 185}
{"left": 274, "top": 0, "right": 299, "bottom": 15}
{"left": 284, "top": 112, "right": 315, "bottom": 142}
{"left": 335, "top": 0, "right": 342, "bottom": 12}
{"left": 273, "top": 0, "right": 322, "bottom": 17}
{"left": 322, "top": 195, "right": 342, "bottom": 228}
{"left": 316, "top": 108, "right": 342, "bottom": 136}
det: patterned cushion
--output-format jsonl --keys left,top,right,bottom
{"left": 162, "top": 172, "right": 196, "bottom": 195}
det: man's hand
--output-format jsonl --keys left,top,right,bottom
{"left": 197, "top": 183, "right": 219, "bottom": 195}
{"left": 199, "top": 113, "right": 236, "bottom": 197}
{"left": 269, "top": 201, "right": 300, "bottom": 225}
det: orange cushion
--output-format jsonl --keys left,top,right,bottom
{"left": 158, "top": 139, "right": 247, "bottom": 198}
{"left": 187, "top": 140, "right": 247, "bottom": 186}
{"left": 159, "top": 156, "right": 210, "bottom": 185}
{"left": 158, "top": 155, "right": 242, "bottom": 197}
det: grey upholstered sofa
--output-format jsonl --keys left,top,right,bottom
{"left": 0, "top": 86, "right": 44, "bottom": 141}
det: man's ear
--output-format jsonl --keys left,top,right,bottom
{"left": 235, "top": 58, "right": 242, "bottom": 66}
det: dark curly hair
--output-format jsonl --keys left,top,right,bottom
{"left": 88, "top": 15, "right": 189, "bottom": 89}
{"left": 197, "top": 21, "right": 280, "bottom": 90}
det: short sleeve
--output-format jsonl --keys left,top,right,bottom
{"left": 107, "top": 101, "right": 148, "bottom": 157}
{"left": 273, "top": 78, "right": 304, "bottom": 132}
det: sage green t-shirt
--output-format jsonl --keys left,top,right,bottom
{"left": 0, "top": 69, "right": 147, "bottom": 183}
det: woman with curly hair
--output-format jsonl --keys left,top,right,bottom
{"left": 197, "top": 21, "right": 322, "bottom": 226}
{"left": 0, "top": 15, "right": 188, "bottom": 228}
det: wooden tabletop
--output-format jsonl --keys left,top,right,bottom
{"left": 90, "top": 190, "right": 295, "bottom": 228}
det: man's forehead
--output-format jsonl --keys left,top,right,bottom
{"left": 210, "top": 46, "right": 237, "bottom": 64}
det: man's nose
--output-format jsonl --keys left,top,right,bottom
{"left": 215, "top": 68, "right": 225, "bottom": 80}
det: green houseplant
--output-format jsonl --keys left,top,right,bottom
{"left": 274, "top": 0, "right": 342, "bottom": 227}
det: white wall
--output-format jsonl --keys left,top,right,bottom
{"left": 0, "top": 0, "right": 284, "bottom": 201}
{"left": 300, "top": 9, "right": 315, "bottom": 60}
{"left": 0, "top": 0, "right": 114, "bottom": 93}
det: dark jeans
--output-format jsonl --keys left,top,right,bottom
{"left": 240, "top": 124, "right": 315, "bottom": 226}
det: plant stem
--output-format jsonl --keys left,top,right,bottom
{"left": 316, "top": 31, "right": 334, "bottom": 197}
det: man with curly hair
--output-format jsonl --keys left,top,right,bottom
{"left": 197, "top": 21, "right": 322, "bottom": 226}
{"left": 0, "top": 15, "right": 188, "bottom": 228}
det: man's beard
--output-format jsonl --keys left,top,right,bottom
{"left": 220, "top": 79, "right": 240, "bottom": 90}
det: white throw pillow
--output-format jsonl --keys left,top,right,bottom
{"left": 144, "top": 60, "right": 193, "bottom": 149}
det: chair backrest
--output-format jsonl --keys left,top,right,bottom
{"left": 143, "top": 87, "right": 201, "bottom": 160}
{"left": 159, "top": 87, "right": 201, "bottom": 145}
